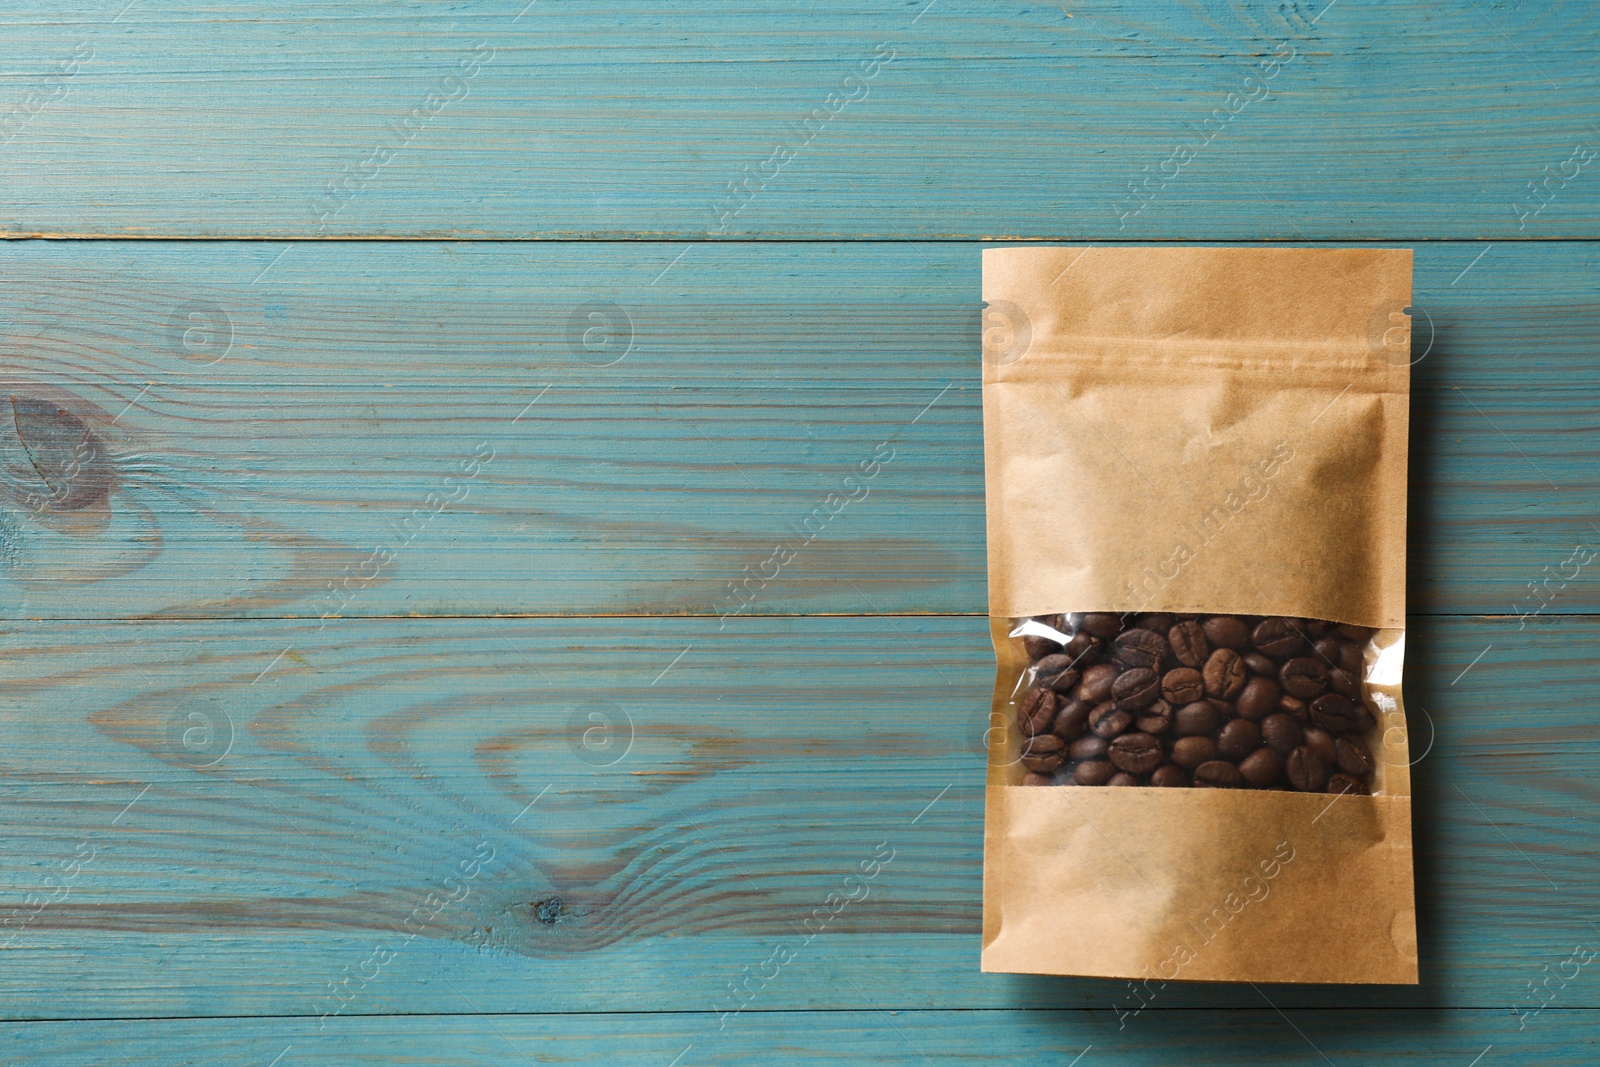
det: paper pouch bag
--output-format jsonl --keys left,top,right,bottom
{"left": 980, "top": 246, "right": 1418, "bottom": 984}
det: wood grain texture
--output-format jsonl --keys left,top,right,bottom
{"left": 0, "top": 613, "right": 1591, "bottom": 1020}
{"left": 0, "top": 2, "right": 1596, "bottom": 238}
{"left": 3, "top": 239, "right": 1598, "bottom": 620}
{"left": 1, "top": 1010, "right": 1591, "bottom": 1066}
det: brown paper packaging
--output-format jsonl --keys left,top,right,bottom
{"left": 980, "top": 247, "right": 1418, "bottom": 984}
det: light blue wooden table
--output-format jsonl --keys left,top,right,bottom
{"left": 0, "top": 2, "right": 1596, "bottom": 1063}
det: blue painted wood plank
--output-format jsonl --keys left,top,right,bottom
{"left": 0, "top": 613, "right": 1590, "bottom": 1018}
{"left": 1, "top": 239, "right": 1596, "bottom": 618}
{"left": 1, "top": 1009, "right": 1592, "bottom": 1066}
{"left": 0, "top": 2, "right": 1595, "bottom": 237}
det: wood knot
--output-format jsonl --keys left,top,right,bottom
{"left": 4, "top": 394, "right": 115, "bottom": 512}
{"left": 530, "top": 898, "right": 563, "bottom": 926}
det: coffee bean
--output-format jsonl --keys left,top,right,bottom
{"left": 1261, "top": 712, "right": 1304, "bottom": 755}
{"left": 1280, "top": 657, "right": 1329, "bottom": 700}
{"left": 1312, "top": 635, "right": 1343, "bottom": 665}
{"left": 1089, "top": 702, "right": 1132, "bottom": 739}
{"left": 1074, "top": 663, "right": 1119, "bottom": 703}
{"left": 1309, "top": 692, "right": 1371, "bottom": 734}
{"left": 1302, "top": 724, "right": 1337, "bottom": 767}
{"left": 1326, "top": 773, "right": 1369, "bottom": 796}
{"left": 1023, "top": 634, "right": 1062, "bottom": 660}
{"left": 1235, "top": 676, "right": 1281, "bottom": 721}
{"left": 1150, "top": 765, "right": 1188, "bottom": 787}
{"left": 1328, "top": 667, "right": 1360, "bottom": 698}
{"left": 1137, "top": 613, "right": 1175, "bottom": 632}
{"left": 1021, "top": 733, "right": 1066, "bottom": 772}
{"left": 1202, "top": 648, "right": 1247, "bottom": 699}
{"left": 1017, "top": 688, "right": 1058, "bottom": 736}
{"left": 1109, "top": 732, "right": 1164, "bottom": 774}
{"left": 1202, "top": 615, "right": 1250, "bottom": 650}
{"left": 1305, "top": 619, "right": 1334, "bottom": 638}
{"left": 1171, "top": 735, "right": 1217, "bottom": 770}
{"left": 1167, "top": 620, "right": 1210, "bottom": 667}
{"left": 1193, "top": 761, "right": 1244, "bottom": 788}
{"left": 1074, "top": 759, "right": 1115, "bottom": 786}
{"left": 1021, "top": 772, "right": 1055, "bottom": 786}
{"left": 1062, "top": 631, "right": 1103, "bottom": 665}
{"left": 1107, "top": 772, "right": 1141, "bottom": 787}
{"left": 1242, "top": 652, "right": 1278, "bottom": 676}
{"left": 1285, "top": 746, "right": 1329, "bottom": 792}
{"left": 1338, "top": 641, "right": 1364, "bottom": 676}
{"left": 1335, "top": 736, "right": 1374, "bottom": 777}
{"left": 1252, "top": 617, "right": 1304, "bottom": 657}
{"left": 1033, "top": 654, "right": 1081, "bottom": 692}
{"left": 1216, "top": 718, "right": 1262, "bottom": 762}
{"left": 1174, "top": 700, "right": 1221, "bottom": 738}
{"left": 1111, "top": 628, "right": 1168, "bottom": 670}
{"left": 1079, "top": 612, "right": 1124, "bottom": 639}
{"left": 1052, "top": 699, "right": 1093, "bottom": 740}
{"left": 1238, "top": 747, "right": 1284, "bottom": 787}
{"left": 1111, "top": 667, "right": 1161, "bottom": 711}
{"left": 1069, "top": 734, "right": 1108, "bottom": 761}
{"left": 1161, "top": 667, "right": 1204, "bottom": 705}
{"left": 1280, "top": 694, "right": 1309, "bottom": 722}
{"left": 1135, "top": 699, "right": 1172, "bottom": 735}
{"left": 1336, "top": 623, "right": 1376, "bottom": 642}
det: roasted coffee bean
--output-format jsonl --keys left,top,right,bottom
{"left": 1338, "top": 641, "right": 1364, "bottom": 676}
{"left": 1202, "top": 615, "right": 1250, "bottom": 650}
{"left": 1075, "top": 663, "right": 1119, "bottom": 703}
{"left": 1069, "top": 734, "right": 1108, "bottom": 761}
{"left": 1135, "top": 699, "right": 1173, "bottom": 735}
{"left": 1062, "top": 631, "right": 1103, "bottom": 665}
{"left": 1309, "top": 692, "right": 1372, "bottom": 735}
{"left": 1216, "top": 718, "right": 1263, "bottom": 762}
{"left": 1022, "top": 634, "right": 1062, "bottom": 660}
{"left": 1079, "top": 612, "right": 1124, "bottom": 639}
{"left": 1033, "top": 654, "right": 1081, "bottom": 693}
{"left": 1193, "top": 760, "right": 1244, "bottom": 788}
{"left": 1336, "top": 623, "right": 1376, "bottom": 642}
{"left": 1174, "top": 700, "right": 1221, "bottom": 738}
{"left": 1335, "top": 736, "right": 1374, "bottom": 777}
{"left": 1111, "top": 628, "right": 1168, "bottom": 670}
{"left": 1280, "top": 657, "right": 1329, "bottom": 700}
{"left": 1304, "top": 619, "right": 1334, "bottom": 638}
{"left": 1280, "top": 694, "right": 1309, "bottom": 722}
{"left": 1242, "top": 652, "right": 1278, "bottom": 676}
{"left": 1021, "top": 772, "right": 1055, "bottom": 786}
{"left": 1021, "top": 733, "right": 1066, "bottom": 772}
{"left": 1171, "top": 735, "right": 1217, "bottom": 770}
{"left": 1285, "top": 746, "right": 1329, "bottom": 792}
{"left": 1074, "top": 759, "right": 1115, "bottom": 786}
{"left": 1328, "top": 667, "right": 1360, "bottom": 698}
{"left": 1238, "top": 747, "right": 1284, "bottom": 787}
{"left": 1202, "top": 648, "right": 1248, "bottom": 699}
{"left": 1167, "top": 620, "right": 1210, "bottom": 667}
{"left": 1252, "top": 617, "right": 1304, "bottom": 657}
{"left": 1017, "top": 688, "right": 1058, "bottom": 736}
{"left": 1112, "top": 667, "right": 1161, "bottom": 711}
{"left": 1107, "top": 772, "right": 1141, "bottom": 787}
{"left": 1052, "top": 699, "right": 1093, "bottom": 740}
{"left": 1327, "top": 773, "right": 1369, "bottom": 796}
{"left": 1312, "top": 635, "right": 1344, "bottom": 666}
{"left": 1161, "top": 667, "right": 1204, "bottom": 705}
{"left": 1302, "top": 724, "right": 1337, "bottom": 767}
{"left": 1150, "top": 765, "right": 1188, "bottom": 787}
{"left": 1137, "top": 613, "right": 1175, "bottom": 632}
{"left": 1235, "top": 676, "right": 1281, "bottom": 721}
{"left": 1261, "top": 712, "right": 1304, "bottom": 755}
{"left": 1089, "top": 702, "right": 1132, "bottom": 739}
{"left": 1109, "top": 732, "right": 1165, "bottom": 774}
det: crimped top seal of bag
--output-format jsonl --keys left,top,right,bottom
{"left": 981, "top": 246, "right": 1411, "bottom": 629}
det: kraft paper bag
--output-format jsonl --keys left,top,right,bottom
{"left": 980, "top": 246, "right": 1418, "bottom": 985}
